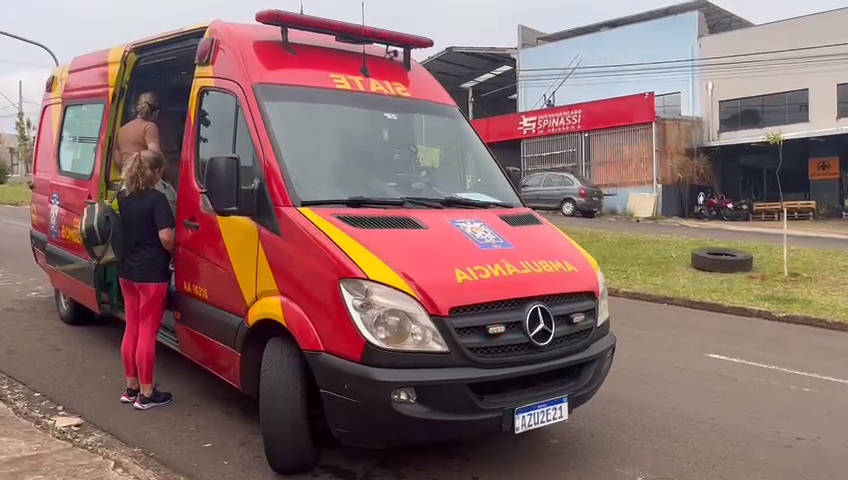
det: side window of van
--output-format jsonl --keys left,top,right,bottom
{"left": 194, "top": 89, "right": 279, "bottom": 234}
{"left": 33, "top": 104, "right": 60, "bottom": 176}
{"left": 196, "top": 90, "right": 256, "bottom": 188}
{"left": 58, "top": 103, "right": 105, "bottom": 178}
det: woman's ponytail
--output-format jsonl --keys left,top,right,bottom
{"left": 135, "top": 92, "right": 160, "bottom": 121}
{"left": 121, "top": 150, "right": 164, "bottom": 193}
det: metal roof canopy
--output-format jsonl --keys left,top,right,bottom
{"left": 420, "top": 46, "right": 517, "bottom": 103}
{"left": 537, "top": 0, "right": 753, "bottom": 44}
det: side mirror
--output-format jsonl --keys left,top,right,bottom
{"left": 203, "top": 154, "right": 243, "bottom": 216}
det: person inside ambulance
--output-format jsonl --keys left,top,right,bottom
{"left": 155, "top": 108, "right": 184, "bottom": 191}
{"left": 335, "top": 121, "right": 401, "bottom": 198}
{"left": 259, "top": 84, "right": 520, "bottom": 208}
{"left": 113, "top": 92, "right": 177, "bottom": 215}
{"left": 354, "top": 114, "right": 444, "bottom": 198}
{"left": 115, "top": 92, "right": 162, "bottom": 169}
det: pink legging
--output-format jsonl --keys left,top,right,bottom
{"left": 119, "top": 279, "right": 168, "bottom": 385}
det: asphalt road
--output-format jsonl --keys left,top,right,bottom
{"left": 544, "top": 214, "right": 848, "bottom": 250}
{"left": 2, "top": 205, "right": 848, "bottom": 480}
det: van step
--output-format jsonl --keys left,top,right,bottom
{"left": 158, "top": 311, "right": 180, "bottom": 350}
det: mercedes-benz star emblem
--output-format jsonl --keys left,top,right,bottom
{"left": 524, "top": 303, "right": 556, "bottom": 347}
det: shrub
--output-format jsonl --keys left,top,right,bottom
{"left": 0, "top": 162, "right": 10, "bottom": 185}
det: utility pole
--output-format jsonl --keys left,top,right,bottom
{"left": 18, "top": 80, "right": 24, "bottom": 175}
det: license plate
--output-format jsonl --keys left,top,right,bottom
{"left": 514, "top": 396, "right": 568, "bottom": 434}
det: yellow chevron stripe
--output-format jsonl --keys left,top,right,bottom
{"left": 298, "top": 208, "right": 418, "bottom": 298}
{"left": 542, "top": 216, "right": 599, "bottom": 272}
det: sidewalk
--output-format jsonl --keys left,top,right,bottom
{"left": 0, "top": 374, "right": 178, "bottom": 480}
{"left": 0, "top": 400, "right": 135, "bottom": 480}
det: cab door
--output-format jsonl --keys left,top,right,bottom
{"left": 173, "top": 78, "right": 275, "bottom": 382}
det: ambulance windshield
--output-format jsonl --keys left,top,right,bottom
{"left": 256, "top": 85, "right": 522, "bottom": 207}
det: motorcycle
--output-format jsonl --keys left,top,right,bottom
{"left": 695, "top": 192, "right": 749, "bottom": 221}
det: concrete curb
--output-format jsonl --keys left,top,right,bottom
{"left": 0, "top": 372, "right": 186, "bottom": 480}
{"left": 668, "top": 220, "right": 848, "bottom": 241}
{"left": 610, "top": 288, "right": 848, "bottom": 333}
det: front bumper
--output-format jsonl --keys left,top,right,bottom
{"left": 305, "top": 329, "right": 616, "bottom": 448}
{"left": 575, "top": 198, "right": 603, "bottom": 213}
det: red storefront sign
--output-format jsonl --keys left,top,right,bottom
{"left": 471, "top": 92, "right": 656, "bottom": 144}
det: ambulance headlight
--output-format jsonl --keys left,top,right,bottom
{"left": 597, "top": 269, "right": 610, "bottom": 326}
{"left": 340, "top": 279, "right": 449, "bottom": 353}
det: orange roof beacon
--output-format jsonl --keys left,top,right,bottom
{"left": 28, "top": 10, "right": 616, "bottom": 475}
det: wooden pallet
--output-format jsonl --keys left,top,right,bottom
{"left": 752, "top": 201, "right": 816, "bottom": 221}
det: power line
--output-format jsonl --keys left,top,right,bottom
{"left": 515, "top": 40, "right": 848, "bottom": 74}
{"left": 478, "top": 43, "right": 848, "bottom": 99}
{"left": 0, "top": 111, "right": 36, "bottom": 119}
{"left": 518, "top": 66, "right": 848, "bottom": 91}
{"left": 518, "top": 51, "right": 848, "bottom": 81}
{"left": 517, "top": 54, "right": 848, "bottom": 85}
{"left": 0, "top": 90, "right": 17, "bottom": 110}
{"left": 0, "top": 58, "right": 54, "bottom": 69}
{"left": 478, "top": 52, "right": 848, "bottom": 100}
{"left": 516, "top": 57, "right": 848, "bottom": 88}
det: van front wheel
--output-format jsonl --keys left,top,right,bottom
{"left": 55, "top": 289, "right": 92, "bottom": 325}
{"left": 259, "top": 336, "right": 319, "bottom": 474}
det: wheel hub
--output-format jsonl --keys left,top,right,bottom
{"left": 58, "top": 292, "right": 71, "bottom": 313}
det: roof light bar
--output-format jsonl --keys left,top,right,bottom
{"left": 255, "top": 9, "right": 434, "bottom": 70}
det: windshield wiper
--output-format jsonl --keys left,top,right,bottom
{"left": 403, "top": 196, "right": 514, "bottom": 209}
{"left": 300, "top": 196, "right": 407, "bottom": 208}
{"left": 300, "top": 196, "right": 513, "bottom": 209}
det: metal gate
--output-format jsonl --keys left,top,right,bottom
{"left": 521, "top": 132, "right": 583, "bottom": 176}
{"left": 520, "top": 123, "right": 655, "bottom": 188}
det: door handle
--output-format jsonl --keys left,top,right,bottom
{"left": 183, "top": 219, "right": 200, "bottom": 230}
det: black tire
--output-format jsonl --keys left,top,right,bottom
{"left": 583, "top": 210, "right": 597, "bottom": 218}
{"left": 560, "top": 199, "right": 577, "bottom": 217}
{"left": 54, "top": 289, "right": 92, "bottom": 325}
{"left": 259, "top": 336, "right": 319, "bottom": 474}
{"left": 691, "top": 247, "right": 753, "bottom": 273}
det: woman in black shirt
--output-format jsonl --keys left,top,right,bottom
{"left": 117, "top": 149, "right": 175, "bottom": 410}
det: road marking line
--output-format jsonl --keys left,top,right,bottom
{"left": 706, "top": 354, "right": 848, "bottom": 386}
{"left": 751, "top": 376, "right": 815, "bottom": 393}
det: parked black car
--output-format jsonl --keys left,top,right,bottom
{"left": 520, "top": 172, "right": 604, "bottom": 217}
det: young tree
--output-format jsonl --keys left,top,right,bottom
{"left": 15, "top": 111, "right": 35, "bottom": 174}
{"left": 764, "top": 131, "right": 788, "bottom": 276}
{"left": 670, "top": 153, "right": 715, "bottom": 217}
{"left": 0, "top": 135, "right": 9, "bottom": 184}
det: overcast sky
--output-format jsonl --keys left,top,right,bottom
{"left": 0, "top": 0, "right": 844, "bottom": 132}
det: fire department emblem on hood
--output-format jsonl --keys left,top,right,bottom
{"left": 449, "top": 219, "right": 513, "bottom": 250}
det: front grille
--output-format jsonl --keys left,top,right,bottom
{"left": 447, "top": 293, "right": 597, "bottom": 362}
{"left": 449, "top": 293, "right": 595, "bottom": 317}
{"left": 467, "top": 327, "right": 592, "bottom": 358}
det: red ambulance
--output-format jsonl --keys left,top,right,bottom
{"left": 29, "top": 10, "right": 616, "bottom": 474}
